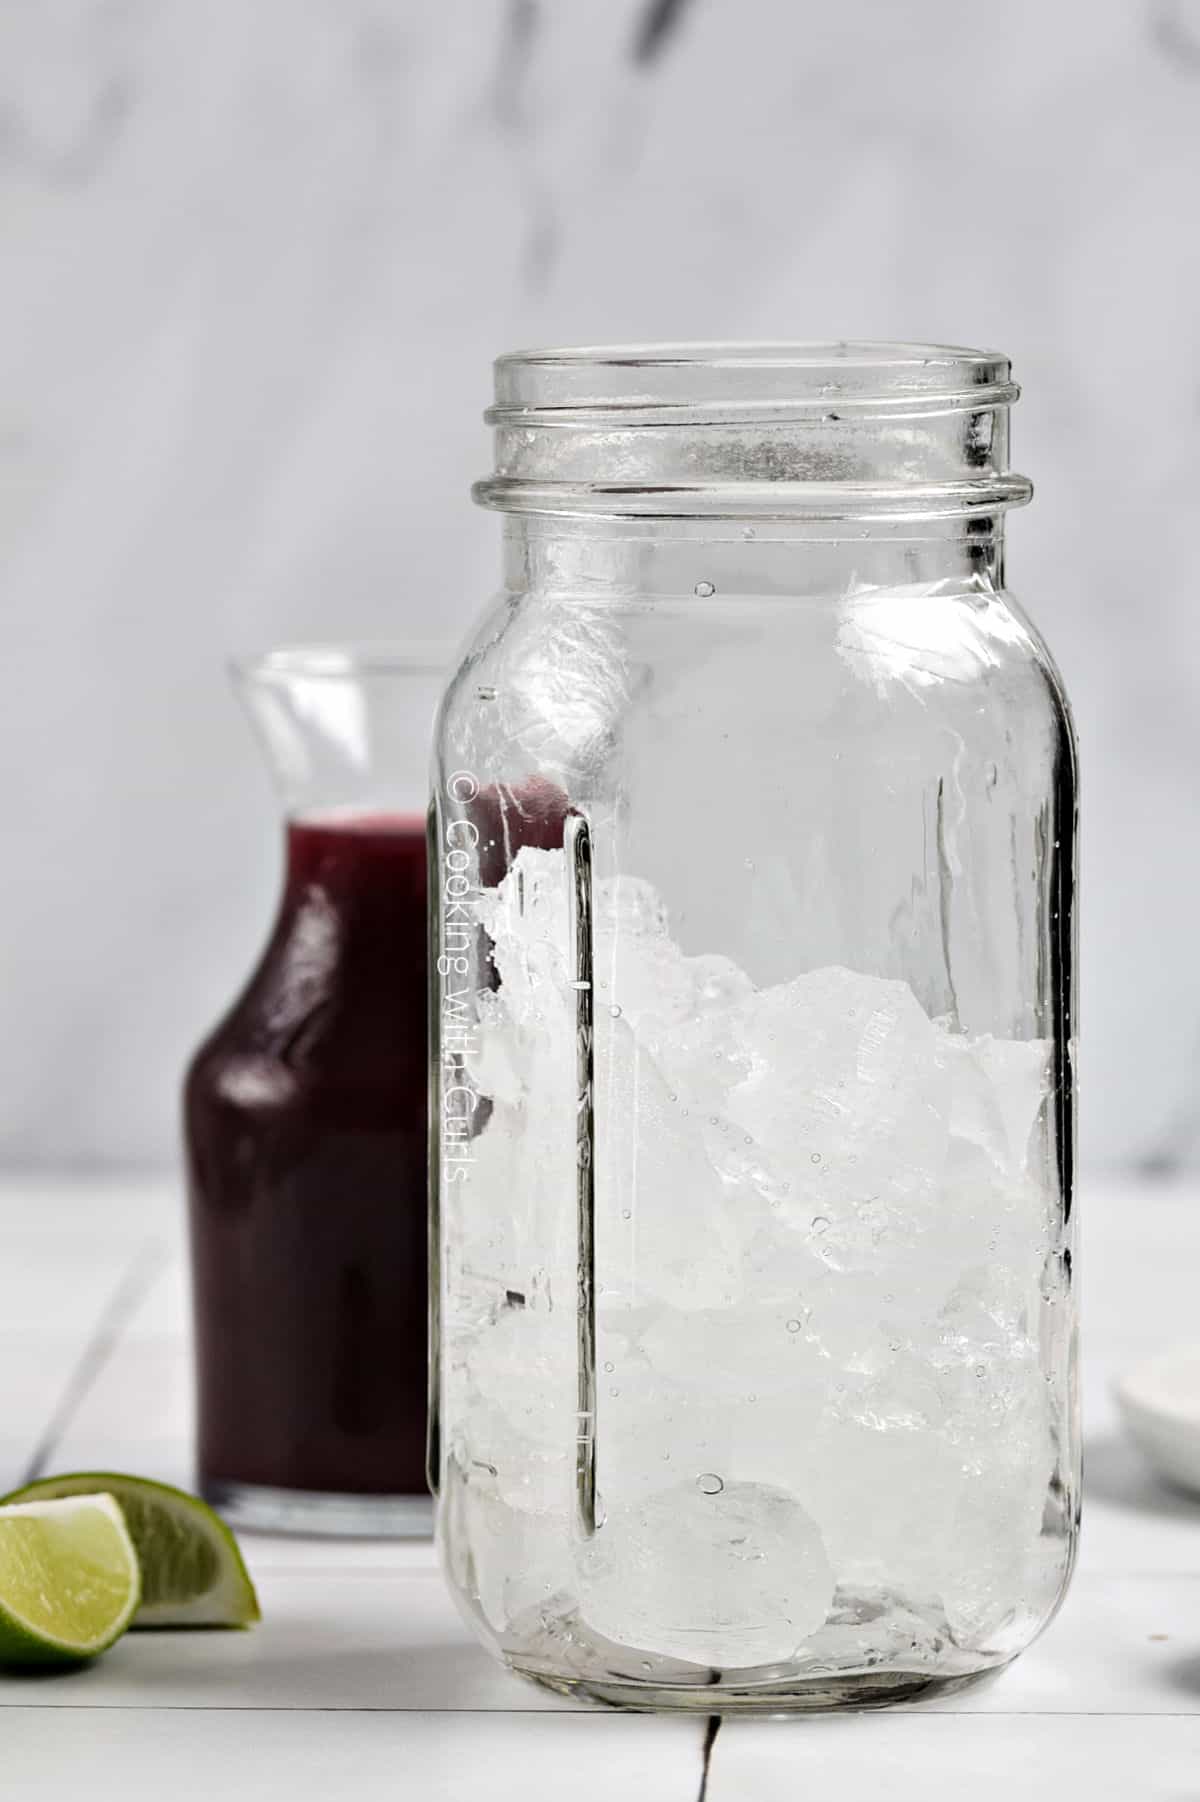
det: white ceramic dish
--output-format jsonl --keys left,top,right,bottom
{"left": 1113, "top": 1345, "right": 1200, "bottom": 1495}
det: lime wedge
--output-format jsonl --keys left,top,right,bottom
{"left": 0, "top": 1493, "right": 140, "bottom": 1664}
{"left": 1, "top": 1474, "right": 260, "bottom": 1630}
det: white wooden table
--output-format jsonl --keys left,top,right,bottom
{"left": 1, "top": 1176, "right": 1198, "bottom": 1800}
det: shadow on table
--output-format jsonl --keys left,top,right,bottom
{"left": 1155, "top": 1649, "right": 1200, "bottom": 1704}
{"left": 1084, "top": 1433, "right": 1200, "bottom": 1520}
{"left": 246, "top": 1636, "right": 577, "bottom": 1711}
{"left": 93, "top": 1623, "right": 585, "bottom": 1713}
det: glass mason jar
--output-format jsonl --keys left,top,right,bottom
{"left": 185, "top": 645, "right": 445, "bottom": 1537}
{"left": 430, "top": 344, "right": 1078, "bottom": 1710}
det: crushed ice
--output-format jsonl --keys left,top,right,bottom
{"left": 445, "top": 847, "right": 1062, "bottom": 1661}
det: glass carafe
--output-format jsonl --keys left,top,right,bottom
{"left": 185, "top": 645, "right": 445, "bottom": 1536}
{"left": 430, "top": 344, "right": 1078, "bottom": 1707}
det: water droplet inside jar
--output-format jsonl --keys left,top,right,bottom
{"left": 812, "top": 1215, "right": 830, "bottom": 1235}
{"left": 604, "top": 1361, "right": 614, "bottom": 1373}
{"left": 621, "top": 1208, "right": 632, "bottom": 1220}
{"left": 810, "top": 1151, "right": 822, "bottom": 1164}
{"left": 786, "top": 1318, "right": 802, "bottom": 1333}
{"left": 696, "top": 1472, "right": 724, "bottom": 1496}
{"left": 609, "top": 1004, "right": 622, "bottom": 1019}
{"left": 694, "top": 580, "right": 715, "bottom": 597}
{"left": 476, "top": 685, "right": 497, "bottom": 701}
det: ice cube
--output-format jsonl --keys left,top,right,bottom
{"left": 941, "top": 1453, "right": 1051, "bottom": 1642}
{"left": 681, "top": 966, "right": 954, "bottom": 1267}
{"left": 467, "top": 987, "right": 525, "bottom": 1109}
{"left": 463, "top": 1305, "right": 576, "bottom": 1464}
{"left": 687, "top": 954, "right": 757, "bottom": 1015}
{"left": 595, "top": 1015, "right": 748, "bottom": 1311}
{"left": 475, "top": 846, "right": 573, "bottom": 1021}
{"left": 595, "top": 1306, "right": 825, "bottom": 1515}
{"left": 945, "top": 1031, "right": 1050, "bottom": 1181}
{"left": 974, "top": 1035, "right": 1051, "bottom": 1173}
{"left": 593, "top": 879, "right": 754, "bottom": 1042}
{"left": 445, "top": 1098, "right": 575, "bottom": 1327}
{"left": 443, "top": 1453, "right": 573, "bottom": 1636}
{"left": 636, "top": 1305, "right": 824, "bottom": 1404}
{"left": 579, "top": 1478, "right": 834, "bottom": 1667}
{"left": 794, "top": 1415, "right": 960, "bottom": 1601}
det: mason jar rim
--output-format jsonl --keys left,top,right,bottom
{"left": 478, "top": 340, "right": 1031, "bottom": 521}
{"left": 488, "top": 340, "right": 1018, "bottom": 417}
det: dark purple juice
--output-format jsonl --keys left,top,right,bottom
{"left": 184, "top": 815, "right": 428, "bottom": 1502}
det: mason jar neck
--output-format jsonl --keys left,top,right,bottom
{"left": 500, "top": 512, "right": 1007, "bottom": 601}
{"left": 477, "top": 343, "right": 1029, "bottom": 596}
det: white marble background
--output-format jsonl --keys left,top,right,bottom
{"left": 1, "top": 0, "right": 1198, "bottom": 1170}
